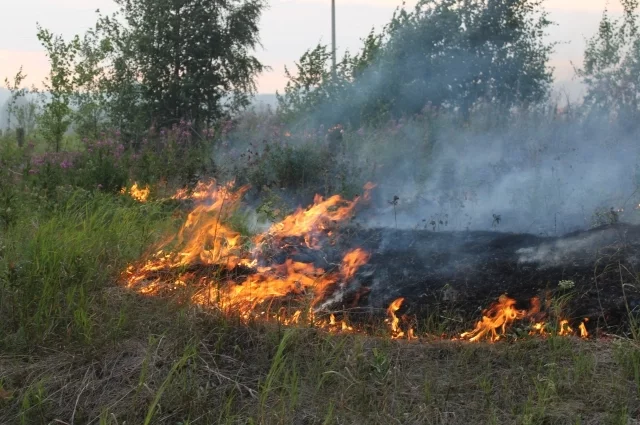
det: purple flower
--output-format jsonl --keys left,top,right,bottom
{"left": 28, "top": 169, "right": 37, "bottom": 174}
{"left": 60, "top": 159, "right": 72, "bottom": 169}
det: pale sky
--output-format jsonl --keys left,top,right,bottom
{"left": 0, "top": 0, "right": 623, "bottom": 97}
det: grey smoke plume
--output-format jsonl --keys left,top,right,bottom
{"left": 516, "top": 227, "right": 621, "bottom": 267}
{"left": 357, "top": 114, "right": 640, "bottom": 236}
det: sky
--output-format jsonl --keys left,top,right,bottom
{"left": 0, "top": 0, "right": 623, "bottom": 98}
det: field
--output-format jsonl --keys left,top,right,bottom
{"left": 3, "top": 0, "right": 640, "bottom": 421}
{"left": 1, "top": 106, "right": 640, "bottom": 424}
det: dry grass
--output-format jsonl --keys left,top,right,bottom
{"left": 1, "top": 287, "right": 640, "bottom": 425}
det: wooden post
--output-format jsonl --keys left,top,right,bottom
{"left": 331, "top": 0, "right": 336, "bottom": 79}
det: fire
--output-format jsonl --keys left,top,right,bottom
{"left": 558, "top": 319, "right": 573, "bottom": 336}
{"left": 341, "top": 248, "right": 370, "bottom": 280}
{"left": 530, "top": 322, "right": 548, "bottom": 336}
{"left": 254, "top": 191, "right": 367, "bottom": 249}
{"left": 124, "top": 179, "right": 373, "bottom": 329}
{"left": 121, "top": 182, "right": 150, "bottom": 202}
{"left": 459, "top": 295, "right": 592, "bottom": 342}
{"left": 172, "top": 180, "right": 218, "bottom": 201}
{"left": 193, "top": 259, "right": 335, "bottom": 315}
{"left": 579, "top": 319, "right": 589, "bottom": 339}
{"left": 386, "top": 297, "right": 415, "bottom": 340}
{"left": 122, "top": 179, "right": 593, "bottom": 343}
{"left": 460, "top": 295, "right": 527, "bottom": 342}
{"left": 175, "top": 182, "right": 250, "bottom": 268}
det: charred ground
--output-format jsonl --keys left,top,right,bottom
{"left": 258, "top": 222, "right": 640, "bottom": 337}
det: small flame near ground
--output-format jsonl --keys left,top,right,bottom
{"left": 121, "top": 183, "right": 150, "bottom": 202}
{"left": 455, "top": 295, "right": 589, "bottom": 342}
{"left": 122, "top": 180, "right": 591, "bottom": 343}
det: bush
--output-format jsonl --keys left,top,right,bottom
{"left": 20, "top": 122, "right": 215, "bottom": 199}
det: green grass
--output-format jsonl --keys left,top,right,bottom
{"left": 0, "top": 186, "right": 181, "bottom": 349}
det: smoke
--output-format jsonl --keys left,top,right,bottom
{"left": 357, "top": 114, "right": 640, "bottom": 236}
{"left": 516, "top": 227, "right": 621, "bottom": 267}
{"left": 231, "top": 2, "right": 640, "bottom": 239}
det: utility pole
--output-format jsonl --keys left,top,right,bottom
{"left": 331, "top": 0, "right": 336, "bottom": 79}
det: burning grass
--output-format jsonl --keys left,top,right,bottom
{"left": 121, "top": 180, "right": 597, "bottom": 343}
{"left": 1, "top": 181, "right": 639, "bottom": 424}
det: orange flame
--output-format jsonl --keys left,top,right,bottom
{"left": 387, "top": 297, "right": 405, "bottom": 339}
{"left": 172, "top": 180, "right": 218, "bottom": 201}
{"left": 579, "top": 319, "right": 589, "bottom": 339}
{"left": 341, "top": 248, "right": 370, "bottom": 280}
{"left": 175, "top": 182, "right": 250, "bottom": 268}
{"left": 124, "top": 180, "right": 372, "bottom": 328}
{"left": 123, "top": 180, "right": 593, "bottom": 343}
{"left": 558, "top": 319, "right": 573, "bottom": 336}
{"left": 460, "top": 295, "right": 527, "bottom": 342}
{"left": 121, "top": 183, "right": 150, "bottom": 202}
{"left": 460, "top": 295, "right": 591, "bottom": 342}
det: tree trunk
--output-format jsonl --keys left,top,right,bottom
{"left": 16, "top": 128, "right": 25, "bottom": 148}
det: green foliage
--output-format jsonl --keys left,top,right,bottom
{"left": 226, "top": 136, "right": 364, "bottom": 201}
{"left": 97, "top": 0, "right": 266, "bottom": 136}
{"left": 577, "top": 0, "right": 640, "bottom": 124}
{"left": 277, "top": 0, "right": 555, "bottom": 127}
{"left": 0, "top": 187, "right": 177, "bottom": 347}
{"left": 72, "top": 27, "right": 111, "bottom": 140}
{"left": 276, "top": 45, "right": 354, "bottom": 127}
{"left": 36, "top": 25, "right": 80, "bottom": 152}
{"left": 4, "top": 67, "right": 30, "bottom": 133}
{"left": 380, "top": 0, "right": 554, "bottom": 115}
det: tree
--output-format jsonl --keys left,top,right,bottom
{"left": 37, "top": 24, "right": 80, "bottom": 152}
{"left": 276, "top": 44, "right": 354, "bottom": 127}
{"left": 13, "top": 96, "right": 39, "bottom": 136}
{"left": 277, "top": 0, "right": 555, "bottom": 127}
{"left": 4, "top": 67, "right": 28, "bottom": 131}
{"left": 275, "top": 30, "right": 384, "bottom": 127}
{"left": 370, "top": 0, "right": 555, "bottom": 119}
{"left": 99, "top": 0, "right": 266, "bottom": 135}
{"left": 576, "top": 0, "right": 640, "bottom": 123}
{"left": 72, "top": 25, "right": 111, "bottom": 140}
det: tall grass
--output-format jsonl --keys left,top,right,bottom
{"left": 0, "top": 188, "right": 179, "bottom": 348}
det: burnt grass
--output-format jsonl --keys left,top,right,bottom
{"left": 275, "top": 222, "right": 640, "bottom": 337}
{"left": 124, "top": 220, "right": 640, "bottom": 338}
